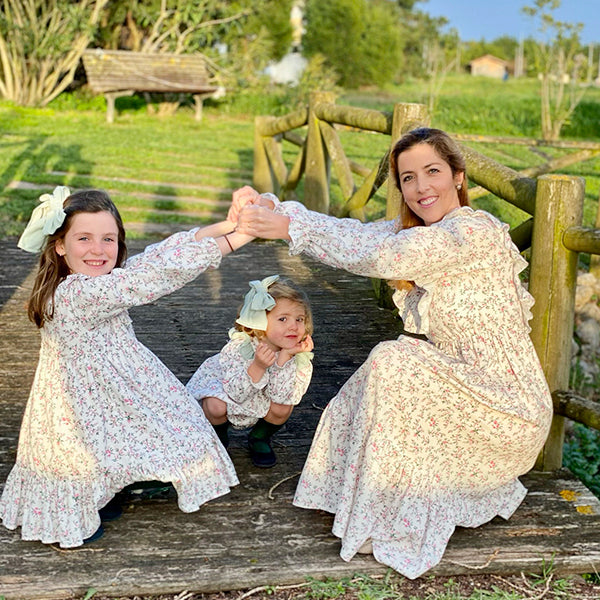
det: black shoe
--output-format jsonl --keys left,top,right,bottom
{"left": 248, "top": 436, "right": 277, "bottom": 468}
{"left": 99, "top": 493, "right": 124, "bottom": 522}
{"left": 123, "top": 481, "right": 174, "bottom": 501}
{"left": 83, "top": 524, "right": 104, "bottom": 544}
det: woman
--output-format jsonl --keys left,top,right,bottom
{"left": 235, "top": 128, "right": 553, "bottom": 578}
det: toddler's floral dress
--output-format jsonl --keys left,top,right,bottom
{"left": 186, "top": 331, "right": 313, "bottom": 428}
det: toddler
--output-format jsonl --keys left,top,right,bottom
{"left": 186, "top": 275, "right": 314, "bottom": 467}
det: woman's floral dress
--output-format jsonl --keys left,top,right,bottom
{"left": 0, "top": 231, "right": 239, "bottom": 548}
{"left": 276, "top": 202, "right": 553, "bottom": 579}
{"left": 186, "top": 331, "right": 313, "bottom": 429}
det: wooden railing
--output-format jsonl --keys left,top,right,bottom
{"left": 253, "top": 91, "right": 600, "bottom": 472}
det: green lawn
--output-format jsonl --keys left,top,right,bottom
{"left": 1, "top": 75, "right": 600, "bottom": 239}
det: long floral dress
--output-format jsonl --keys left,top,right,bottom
{"left": 186, "top": 331, "right": 313, "bottom": 429}
{"left": 0, "top": 231, "right": 239, "bottom": 548}
{"left": 276, "top": 202, "right": 553, "bottom": 579}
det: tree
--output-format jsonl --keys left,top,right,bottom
{"left": 302, "top": 0, "right": 404, "bottom": 88}
{"left": 95, "top": 0, "right": 292, "bottom": 89}
{"left": 0, "top": 0, "right": 108, "bottom": 106}
{"left": 522, "top": 0, "right": 587, "bottom": 140}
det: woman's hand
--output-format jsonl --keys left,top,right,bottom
{"left": 237, "top": 205, "right": 291, "bottom": 240}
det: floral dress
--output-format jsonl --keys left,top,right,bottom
{"left": 186, "top": 331, "right": 313, "bottom": 428}
{"left": 276, "top": 202, "right": 553, "bottom": 579}
{"left": 0, "top": 230, "right": 239, "bottom": 548}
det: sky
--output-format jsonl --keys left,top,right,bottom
{"left": 420, "top": 0, "right": 599, "bottom": 46}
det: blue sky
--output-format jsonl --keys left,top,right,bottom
{"left": 420, "top": 0, "right": 599, "bottom": 45}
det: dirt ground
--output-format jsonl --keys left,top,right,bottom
{"left": 93, "top": 572, "right": 600, "bottom": 600}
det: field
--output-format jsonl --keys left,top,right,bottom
{"left": 1, "top": 74, "right": 600, "bottom": 238}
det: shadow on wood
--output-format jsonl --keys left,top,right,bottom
{"left": 0, "top": 239, "right": 599, "bottom": 600}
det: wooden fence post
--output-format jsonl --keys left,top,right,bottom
{"left": 374, "top": 103, "right": 428, "bottom": 308}
{"left": 528, "top": 174, "right": 585, "bottom": 471}
{"left": 386, "top": 103, "right": 428, "bottom": 220}
{"left": 304, "top": 91, "right": 336, "bottom": 213}
{"left": 253, "top": 116, "right": 275, "bottom": 193}
{"left": 590, "top": 188, "right": 600, "bottom": 278}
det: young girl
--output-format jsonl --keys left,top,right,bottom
{"left": 0, "top": 186, "right": 254, "bottom": 548}
{"left": 186, "top": 275, "right": 314, "bottom": 468}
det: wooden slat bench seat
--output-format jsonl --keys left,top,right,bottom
{"left": 82, "top": 49, "right": 219, "bottom": 123}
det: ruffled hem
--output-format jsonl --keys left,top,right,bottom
{"left": 0, "top": 454, "right": 239, "bottom": 548}
{"left": 295, "top": 477, "right": 527, "bottom": 579}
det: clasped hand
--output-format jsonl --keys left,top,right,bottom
{"left": 228, "top": 186, "right": 290, "bottom": 240}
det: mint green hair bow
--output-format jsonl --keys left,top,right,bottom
{"left": 18, "top": 186, "right": 70, "bottom": 253}
{"left": 235, "top": 274, "right": 280, "bottom": 331}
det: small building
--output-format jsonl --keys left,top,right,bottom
{"left": 468, "top": 54, "right": 509, "bottom": 79}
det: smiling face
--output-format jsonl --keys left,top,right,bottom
{"left": 55, "top": 211, "right": 120, "bottom": 277}
{"left": 396, "top": 142, "right": 464, "bottom": 226}
{"left": 264, "top": 298, "right": 307, "bottom": 351}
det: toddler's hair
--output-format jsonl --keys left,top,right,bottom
{"left": 234, "top": 278, "right": 313, "bottom": 339}
{"left": 27, "top": 189, "right": 127, "bottom": 328}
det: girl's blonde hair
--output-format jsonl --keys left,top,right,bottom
{"left": 388, "top": 127, "right": 470, "bottom": 291}
{"left": 27, "top": 189, "right": 127, "bottom": 328}
{"left": 234, "top": 278, "right": 313, "bottom": 339}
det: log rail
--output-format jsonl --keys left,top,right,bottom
{"left": 253, "top": 92, "right": 600, "bottom": 471}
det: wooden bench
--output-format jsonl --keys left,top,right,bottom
{"left": 82, "top": 49, "right": 219, "bottom": 123}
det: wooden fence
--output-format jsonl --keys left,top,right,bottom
{"left": 252, "top": 90, "right": 600, "bottom": 472}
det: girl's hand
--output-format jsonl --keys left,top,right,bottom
{"left": 237, "top": 205, "right": 291, "bottom": 240}
{"left": 228, "top": 186, "right": 260, "bottom": 224}
{"left": 254, "top": 342, "right": 277, "bottom": 369}
{"left": 279, "top": 334, "right": 314, "bottom": 362}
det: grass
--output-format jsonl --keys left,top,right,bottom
{"left": 205, "top": 567, "right": 599, "bottom": 600}
{"left": 3, "top": 74, "right": 600, "bottom": 239}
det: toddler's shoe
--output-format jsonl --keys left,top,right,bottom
{"left": 248, "top": 436, "right": 277, "bottom": 468}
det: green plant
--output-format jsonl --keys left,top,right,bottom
{"left": 306, "top": 572, "right": 405, "bottom": 600}
{"left": 563, "top": 422, "right": 600, "bottom": 498}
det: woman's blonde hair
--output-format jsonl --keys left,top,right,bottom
{"left": 27, "top": 189, "right": 127, "bottom": 328}
{"left": 234, "top": 278, "right": 313, "bottom": 339}
{"left": 388, "top": 127, "right": 470, "bottom": 290}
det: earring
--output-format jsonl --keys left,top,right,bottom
{"left": 456, "top": 183, "right": 462, "bottom": 190}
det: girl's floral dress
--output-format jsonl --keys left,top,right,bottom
{"left": 186, "top": 331, "right": 313, "bottom": 428}
{"left": 0, "top": 230, "right": 239, "bottom": 548}
{"left": 276, "top": 202, "right": 553, "bottom": 579}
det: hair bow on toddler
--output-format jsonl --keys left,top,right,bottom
{"left": 17, "top": 186, "right": 71, "bottom": 253}
{"left": 236, "top": 274, "right": 280, "bottom": 331}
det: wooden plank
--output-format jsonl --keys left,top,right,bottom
{"left": 1, "top": 239, "right": 599, "bottom": 599}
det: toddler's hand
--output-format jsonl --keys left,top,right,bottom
{"left": 254, "top": 341, "right": 277, "bottom": 369}
{"left": 228, "top": 186, "right": 260, "bottom": 224}
{"left": 281, "top": 334, "right": 314, "bottom": 360}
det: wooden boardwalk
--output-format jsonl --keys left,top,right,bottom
{"left": 1, "top": 238, "right": 599, "bottom": 600}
